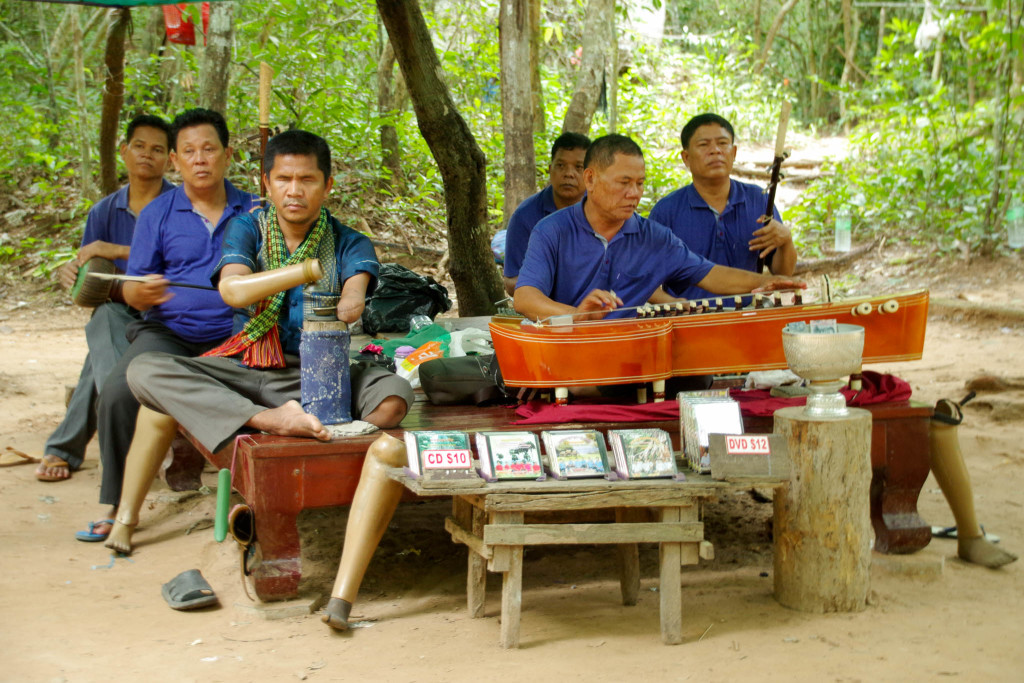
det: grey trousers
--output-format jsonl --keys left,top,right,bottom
{"left": 127, "top": 353, "right": 414, "bottom": 454}
{"left": 43, "top": 303, "right": 137, "bottom": 469}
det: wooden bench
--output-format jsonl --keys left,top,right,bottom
{"left": 177, "top": 396, "right": 933, "bottom": 602}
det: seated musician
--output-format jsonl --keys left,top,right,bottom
{"left": 648, "top": 113, "right": 797, "bottom": 301}
{"left": 513, "top": 133, "right": 803, "bottom": 325}
{"left": 35, "top": 115, "right": 174, "bottom": 486}
{"left": 502, "top": 132, "right": 591, "bottom": 296}
{"left": 103, "top": 129, "right": 414, "bottom": 557}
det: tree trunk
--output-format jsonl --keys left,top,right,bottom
{"left": 876, "top": 7, "right": 886, "bottom": 58}
{"left": 562, "top": 0, "right": 614, "bottom": 135}
{"left": 377, "top": 40, "right": 405, "bottom": 194}
{"left": 753, "top": 0, "right": 763, "bottom": 46}
{"left": 500, "top": 0, "right": 536, "bottom": 227}
{"left": 608, "top": 7, "right": 618, "bottom": 133}
{"left": 99, "top": 8, "right": 130, "bottom": 197}
{"left": 755, "top": 0, "right": 800, "bottom": 76}
{"left": 839, "top": 0, "right": 853, "bottom": 131}
{"left": 199, "top": 2, "right": 234, "bottom": 114}
{"left": 71, "top": 6, "right": 93, "bottom": 201}
{"left": 376, "top": 0, "right": 504, "bottom": 317}
{"left": 529, "top": 0, "right": 545, "bottom": 135}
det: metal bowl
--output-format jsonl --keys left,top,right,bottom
{"left": 782, "top": 323, "right": 864, "bottom": 382}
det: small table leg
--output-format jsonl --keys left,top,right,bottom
{"left": 500, "top": 546, "right": 524, "bottom": 649}
{"left": 468, "top": 505, "right": 487, "bottom": 618}
{"left": 616, "top": 507, "right": 642, "bottom": 606}
{"left": 659, "top": 507, "right": 683, "bottom": 645}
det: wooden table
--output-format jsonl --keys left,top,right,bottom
{"left": 390, "top": 471, "right": 785, "bottom": 648}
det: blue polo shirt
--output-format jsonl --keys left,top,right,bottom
{"left": 515, "top": 201, "right": 714, "bottom": 318}
{"left": 215, "top": 209, "right": 380, "bottom": 356}
{"left": 81, "top": 180, "right": 175, "bottom": 271}
{"left": 127, "top": 180, "right": 258, "bottom": 343}
{"left": 503, "top": 185, "right": 559, "bottom": 278}
{"left": 648, "top": 180, "right": 781, "bottom": 300}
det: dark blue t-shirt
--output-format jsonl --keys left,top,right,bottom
{"left": 215, "top": 210, "right": 379, "bottom": 356}
{"left": 515, "top": 200, "right": 714, "bottom": 318}
{"left": 648, "top": 180, "right": 781, "bottom": 300}
{"left": 502, "top": 185, "right": 559, "bottom": 279}
{"left": 81, "top": 180, "right": 175, "bottom": 271}
{"left": 127, "top": 180, "right": 258, "bottom": 343}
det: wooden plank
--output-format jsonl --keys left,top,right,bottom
{"left": 444, "top": 516, "right": 491, "bottom": 560}
{"left": 483, "top": 521, "right": 703, "bottom": 546}
{"left": 659, "top": 507, "right": 684, "bottom": 645}
{"left": 483, "top": 490, "right": 710, "bottom": 512}
{"left": 468, "top": 506, "right": 487, "bottom": 618}
{"left": 616, "top": 508, "right": 642, "bottom": 606}
{"left": 500, "top": 545, "right": 524, "bottom": 649}
{"left": 488, "top": 511, "right": 522, "bottom": 572}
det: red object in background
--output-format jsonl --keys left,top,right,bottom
{"left": 162, "top": 3, "right": 210, "bottom": 46}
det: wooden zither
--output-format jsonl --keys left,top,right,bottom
{"left": 70, "top": 257, "right": 117, "bottom": 307}
{"left": 490, "top": 289, "right": 929, "bottom": 391}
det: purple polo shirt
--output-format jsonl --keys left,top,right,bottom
{"left": 503, "top": 185, "right": 559, "bottom": 278}
{"left": 81, "top": 180, "right": 175, "bottom": 271}
{"left": 648, "top": 180, "right": 781, "bottom": 300}
{"left": 515, "top": 200, "right": 714, "bottom": 318}
{"left": 127, "top": 180, "right": 258, "bottom": 343}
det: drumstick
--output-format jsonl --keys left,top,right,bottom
{"left": 86, "top": 272, "right": 218, "bottom": 291}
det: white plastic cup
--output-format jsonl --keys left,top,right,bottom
{"left": 834, "top": 206, "right": 852, "bottom": 253}
{"left": 1007, "top": 199, "right": 1024, "bottom": 249}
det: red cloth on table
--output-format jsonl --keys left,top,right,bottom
{"left": 512, "top": 371, "right": 912, "bottom": 424}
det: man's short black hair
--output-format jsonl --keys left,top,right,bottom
{"left": 125, "top": 114, "right": 171, "bottom": 148}
{"left": 169, "top": 108, "right": 230, "bottom": 151}
{"left": 264, "top": 130, "right": 332, "bottom": 181}
{"left": 680, "top": 113, "right": 736, "bottom": 149}
{"left": 583, "top": 134, "right": 644, "bottom": 171}
{"left": 550, "top": 132, "right": 591, "bottom": 160}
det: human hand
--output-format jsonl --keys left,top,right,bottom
{"left": 749, "top": 217, "right": 793, "bottom": 259}
{"left": 57, "top": 260, "right": 79, "bottom": 290}
{"left": 751, "top": 275, "right": 806, "bottom": 293}
{"left": 127, "top": 274, "right": 173, "bottom": 308}
{"left": 575, "top": 289, "right": 623, "bottom": 321}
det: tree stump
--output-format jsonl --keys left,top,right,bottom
{"left": 773, "top": 406, "right": 872, "bottom": 612}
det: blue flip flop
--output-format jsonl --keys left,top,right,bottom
{"left": 75, "top": 519, "right": 115, "bottom": 542}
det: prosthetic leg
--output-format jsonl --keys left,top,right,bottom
{"left": 322, "top": 433, "right": 407, "bottom": 630}
{"left": 104, "top": 407, "right": 179, "bottom": 554}
{"left": 929, "top": 397, "right": 1017, "bottom": 568}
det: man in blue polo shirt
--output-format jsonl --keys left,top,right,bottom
{"left": 648, "top": 113, "right": 797, "bottom": 301}
{"left": 36, "top": 115, "right": 174, "bottom": 485}
{"left": 80, "top": 108, "right": 258, "bottom": 541}
{"left": 514, "top": 134, "right": 803, "bottom": 324}
{"left": 501, "top": 132, "right": 590, "bottom": 296}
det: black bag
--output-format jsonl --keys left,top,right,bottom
{"left": 418, "top": 355, "right": 519, "bottom": 407}
{"left": 361, "top": 263, "right": 452, "bottom": 336}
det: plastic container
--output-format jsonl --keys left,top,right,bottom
{"left": 409, "top": 314, "right": 432, "bottom": 332}
{"left": 1008, "top": 198, "right": 1024, "bottom": 249}
{"left": 834, "top": 205, "right": 852, "bottom": 253}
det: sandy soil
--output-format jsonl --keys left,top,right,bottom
{"left": 1, "top": 254, "right": 1023, "bottom": 683}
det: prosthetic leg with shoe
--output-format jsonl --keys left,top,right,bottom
{"left": 928, "top": 395, "right": 1017, "bottom": 569}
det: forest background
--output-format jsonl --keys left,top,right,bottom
{"left": 0, "top": 0, "right": 1021, "bottom": 314}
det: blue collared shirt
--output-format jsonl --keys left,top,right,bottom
{"left": 648, "top": 180, "right": 780, "bottom": 300}
{"left": 515, "top": 200, "right": 714, "bottom": 318}
{"left": 81, "top": 180, "right": 175, "bottom": 271}
{"left": 215, "top": 210, "right": 379, "bottom": 356}
{"left": 503, "top": 185, "right": 559, "bottom": 278}
{"left": 127, "top": 180, "right": 259, "bottom": 343}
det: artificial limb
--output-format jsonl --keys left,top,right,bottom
{"left": 322, "top": 432, "right": 407, "bottom": 631}
{"left": 104, "top": 407, "right": 179, "bottom": 554}
{"left": 929, "top": 397, "right": 1017, "bottom": 569}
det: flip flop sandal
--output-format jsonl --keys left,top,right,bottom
{"left": 34, "top": 455, "right": 72, "bottom": 482}
{"left": 161, "top": 569, "right": 219, "bottom": 611}
{"left": 75, "top": 519, "right": 116, "bottom": 542}
{"left": 930, "top": 525, "right": 1001, "bottom": 543}
{"left": 2, "top": 447, "right": 40, "bottom": 467}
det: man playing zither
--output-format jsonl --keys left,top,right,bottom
{"left": 513, "top": 133, "right": 804, "bottom": 324}
{"left": 104, "top": 129, "right": 414, "bottom": 555}
{"left": 35, "top": 115, "right": 174, "bottom": 487}
{"left": 648, "top": 113, "right": 797, "bottom": 301}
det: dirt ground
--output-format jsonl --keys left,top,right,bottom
{"left": 1, "top": 253, "right": 1023, "bottom": 683}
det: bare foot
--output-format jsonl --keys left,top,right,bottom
{"left": 104, "top": 520, "right": 136, "bottom": 555}
{"left": 248, "top": 400, "right": 330, "bottom": 441}
{"left": 959, "top": 536, "right": 1018, "bottom": 568}
{"left": 35, "top": 454, "right": 71, "bottom": 482}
